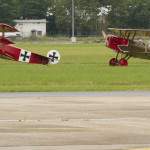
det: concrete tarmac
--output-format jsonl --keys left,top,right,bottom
{"left": 0, "top": 92, "right": 150, "bottom": 150}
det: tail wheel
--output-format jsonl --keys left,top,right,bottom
{"left": 119, "top": 58, "right": 128, "bottom": 66}
{"left": 109, "top": 58, "right": 118, "bottom": 66}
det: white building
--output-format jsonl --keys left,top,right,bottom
{"left": 14, "top": 19, "right": 47, "bottom": 38}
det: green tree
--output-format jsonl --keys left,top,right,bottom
{"left": 75, "top": 0, "right": 100, "bottom": 35}
{"left": 19, "top": 0, "right": 49, "bottom": 19}
{"left": 4, "top": 0, "right": 149, "bottom": 35}
{"left": 107, "top": 0, "right": 150, "bottom": 28}
{"left": 107, "top": 0, "right": 130, "bottom": 28}
{"left": 127, "top": 0, "right": 150, "bottom": 28}
{"left": 0, "top": 0, "right": 18, "bottom": 25}
{"left": 47, "top": 0, "right": 102, "bottom": 36}
{"left": 53, "top": 0, "right": 72, "bottom": 35}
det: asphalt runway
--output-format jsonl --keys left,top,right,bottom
{"left": 0, "top": 92, "right": 150, "bottom": 150}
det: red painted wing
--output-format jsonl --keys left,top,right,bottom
{"left": 0, "top": 23, "right": 18, "bottom": 32}
{"left": 3, "top": 45, "right": 49, "bottom": 65}
{"left": 0, "top": 37, "right": 14, "bottom": 45}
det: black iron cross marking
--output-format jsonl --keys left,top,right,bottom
{"left": 21, "top": 51, "right": 30, "bottom": 61}
{"left": 49, "top": 52, "right": 58, "bottom": 62}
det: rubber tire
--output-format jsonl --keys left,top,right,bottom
{"left": 119, "top": 58, "right": 128, "bottom": 66}
{"left": 109, "top": 58, "right": 118, "bottom": 66}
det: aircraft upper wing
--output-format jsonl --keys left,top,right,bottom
{"left": 0, "top": 23, "right": 18, "bottom": 32}
{"left": 108, "top": 28, "right": 150, "bottom": 36}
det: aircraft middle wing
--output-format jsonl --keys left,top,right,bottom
{"left": 108, "top": 28, "right": 150, "bottom": 37}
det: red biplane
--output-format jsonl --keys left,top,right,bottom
{"left": 103, "top": 28, "right": 150, "bottom": 66}
{"left": 0, "top": 23, "right": 60, "bottom": 65}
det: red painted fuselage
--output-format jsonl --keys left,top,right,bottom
{"left": 0, "top": 36, "right": 49, "bottom": 65}
{"left": 106, "top": 35, "right": 129, "bottom": 53}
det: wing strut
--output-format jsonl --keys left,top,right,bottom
{"left": 131, "top": 31, "right": 136, "bottom": 41}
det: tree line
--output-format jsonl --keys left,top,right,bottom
{"left": 0, "top": 0, "right": 150, "bottom": 36}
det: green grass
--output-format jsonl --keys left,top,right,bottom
{"left": 0, "top": 41, "right": 150, "bottom": 91}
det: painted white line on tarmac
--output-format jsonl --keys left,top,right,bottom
{"left": 0, "top": 91, "right": 150, "bottom": 98}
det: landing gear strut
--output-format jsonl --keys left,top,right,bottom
{"left": 109, "top": 52, "right": 130, "bottom": 66}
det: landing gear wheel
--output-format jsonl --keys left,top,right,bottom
{"left": 109, "top": 58, "right": 118, "bottom": 66}
{"left": 119, "top": 58, "right": 128, "bottom": 66}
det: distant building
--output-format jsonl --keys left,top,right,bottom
{"left": 14, "top": 19, "right": 47, "bottom": 38}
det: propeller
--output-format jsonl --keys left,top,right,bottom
{"left": 102, "top": 30, "right": 107, "bottom": 39}
{"left": 102, "top": 30, "right": 109, "bottom": 46}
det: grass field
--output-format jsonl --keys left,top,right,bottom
{"left": 1, "top": 41, "right": 150, "bottom": 91}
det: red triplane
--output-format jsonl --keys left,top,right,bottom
{"left": 0, "top": 23, "right": 60, "bottom": 65}
{"left": 103, "top": 28, "right": 150, "bottom": 66}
